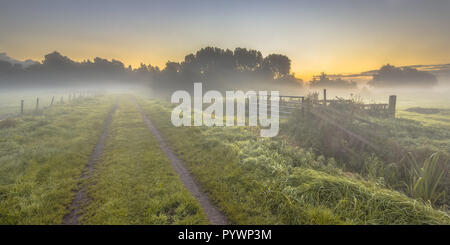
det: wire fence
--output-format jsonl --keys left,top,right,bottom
{"left": 0, "top": 91, "right": 99, "bottom": 119}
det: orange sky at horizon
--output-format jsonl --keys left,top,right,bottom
{"left": 5, "top": 47, "right": 449, "bottom": 82}
{"left": 2, "top": 1, "right": 450, "bottom": 82}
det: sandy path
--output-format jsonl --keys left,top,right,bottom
{"left": 133, "top": 99, "right": 228, "bottom": 225}
{"left": 62, "top": 101, "right": 119, "bottom": 225}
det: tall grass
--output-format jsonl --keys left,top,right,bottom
{"left": 138, "top": 98, "right": 450, "bottom": 224}
{"left": 403, "top": 152, "right": 447, "bottom": 206}
{"left": 282, "top": 98, "right": 450, "bottom": 207}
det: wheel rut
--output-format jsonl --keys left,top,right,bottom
{"left": 133, "top": 98, "right": 228, "bottom": 225}
{"left": 62, "top": 100, "right": 119, "bottom": 225}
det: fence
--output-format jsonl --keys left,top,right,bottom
{"left": 0, "top": 91, "right": 99, "bottom": 120}
{"left": 248, "top": 89, "right": 397, "bottom": 119}
{"left": 271, "top": 90, "right": 398, "bottom": 153}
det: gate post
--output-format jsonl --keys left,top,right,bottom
{"left": 388, "top": 95, "right": 397, "bottom": 118}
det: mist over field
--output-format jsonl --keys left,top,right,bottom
{"left": 1, "top": 48, "right": 449, "bottom": 107}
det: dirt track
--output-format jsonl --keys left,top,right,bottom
{"left": 133, "top": 99, "right": 228, "bottom": 225}
{"left": 62, "top": 101, "right": 119, "bottom": 225}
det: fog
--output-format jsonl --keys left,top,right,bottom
{"left": 1, "top": 47, "right": 449, "bottom": 110}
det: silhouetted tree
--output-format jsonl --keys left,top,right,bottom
{"left": 42, "top": 51, "right": 76, "bottom": 69}
{"left": 262, "top": 54, "right": 291, "bottom": 79}
{"left": 0, "top": 47, "right": 303, "bottom": 93}
{"left": 0, "top": 60, "right": 14, "bottom": 73}
{"left": 234, "top": 48, "right": 263, "bottom": 71}
{"left": 369, "top": 64, "right": 438, "bottom": 87}
{"left": 309, "top": 72, "right": 357, "bottom": 89}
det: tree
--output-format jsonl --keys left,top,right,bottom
{"left": 42, "top": 51, "right": 76, "bottom": 69}
{"left": 164, "top": 61, "right": 181, "bottom": 73}
{"left": 234, "top": 48, "right": 263, "bottom": 71}
{"left": 369, "top": 64, "right": 438, "bottom": 87}
{"left": 0, "top": 60, "right": 13, "bottom": 73}
{"left": 262, "top": 54, "right": 291, "bottom": 79}
{"left": 309, "top": 73, "right": 357, "bottom": 89}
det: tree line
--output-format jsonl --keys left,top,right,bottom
{"left": 0, "top": 47, "right": 439, "bottom": 92}
{"left": 0, "top": 47, "right": 302, "bottom": 94}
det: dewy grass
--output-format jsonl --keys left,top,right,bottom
{"left": 0, "top": 91, "right": 75, "bottom": 118}
{"left": 81, "top": 96, "right": 208, "bottom": 225}
{"left": 398, "top": 109, "right": 450, "bottom": 128}
{"left": 0, "top": 96, "right": 116, "bottom": 224}
{"left": 281, "top": 102, "right": 450, "bottom": 207}
{"left": 138, "top": 98, "right": 450, "bottom": 225}
{"left": 1, "top": 94, "right": 448, "bottom": 225}
{"left": 403, "top": 152, "right": 447, "bottom": 206}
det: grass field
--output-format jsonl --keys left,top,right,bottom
{"left": 281, "top": 98, "right": 450, "bottom": 209}
{"left": 81, "top": 97, "right": 208, "bottom": 224}
{"left": 137, "top": 98, "right": 450, "bottom": 224}
{"left": 0, "top": 90, "right": 77, "bottom": 118}
{"left": 0, "top": 96, "right": 114, "bottom": 224}
{"left": 0, "top": 93, "right": 449, "bottom": 224}
{"left": 398, "top": 109, "right": 450, "bottom": 128}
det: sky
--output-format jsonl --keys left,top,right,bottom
{"left": 1, "top": 0, "right": 449, "bottom": 80}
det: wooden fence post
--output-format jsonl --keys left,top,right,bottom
{"left": 301, "top": 97, "right": 305, "bottom": 115}
{"left": 304, "top": 98, "right": 312, "bottom": 116}
{"left": 60, "top": 96, "right": 63, "bottom": 104}
{"left": 388, "top": 95, "right": 397, "bottom": 118}
{"left": 21, "top": 100, "right": 24, "bottom": 114}
{"left": 50, "top": 96, "right": 54, "bottom": 106}
{"left": 36, "top": 98, "right": 39, "bottom": 112}
{"left": 323, "top": 89, "right": 327, "bottom": 106}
